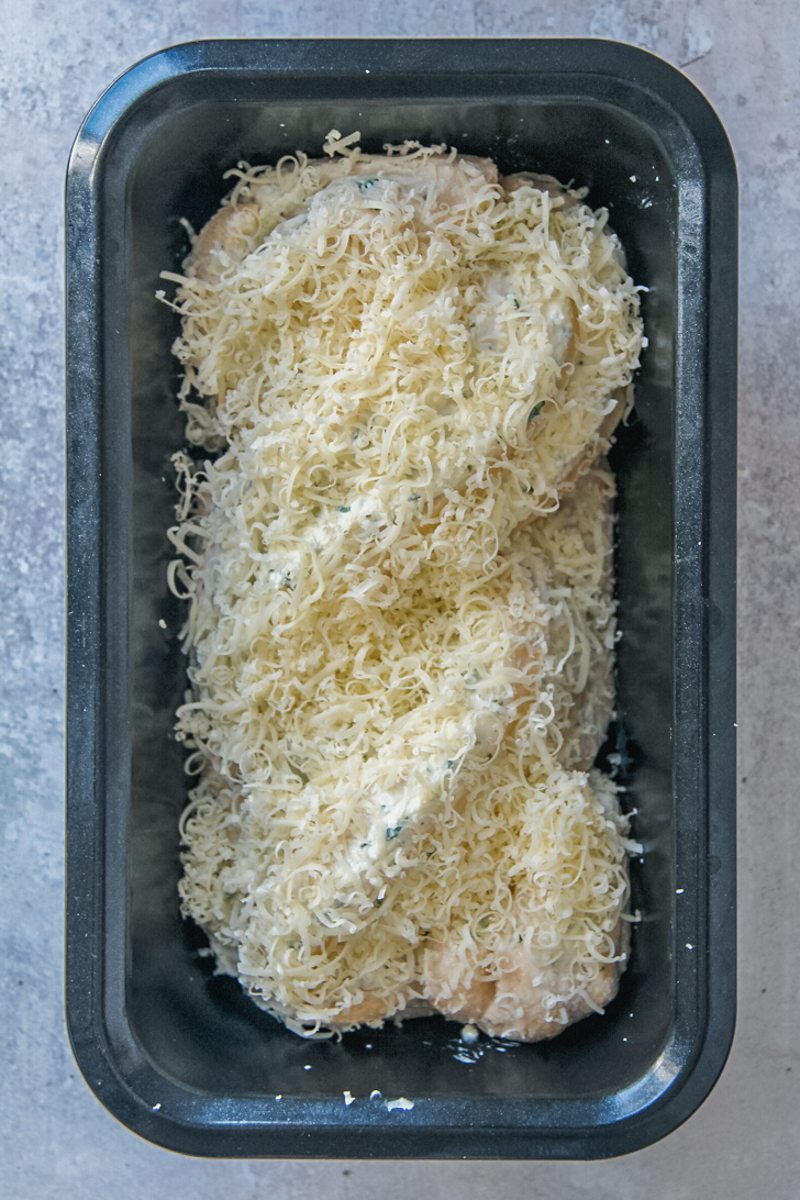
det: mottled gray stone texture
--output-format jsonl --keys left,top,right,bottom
{"left": 1, "top": 1, "right": 797, "bottom": 1196}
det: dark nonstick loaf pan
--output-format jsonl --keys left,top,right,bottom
{"left": 65, "top": 38, "right": 737, "bottom": 1159}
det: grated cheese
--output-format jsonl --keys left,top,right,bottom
{"left": 164, "top": 134, "right": 643, "bottom": 1041}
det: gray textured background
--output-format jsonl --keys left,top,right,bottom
{"left": 1, "top": 1, "right": 798, "bottom": 1196}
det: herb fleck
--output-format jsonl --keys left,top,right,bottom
{"left": 528, "top": 402, "right": 544, "bottom": 423}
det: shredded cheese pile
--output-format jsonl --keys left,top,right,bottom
{"left": 163, "top": 133, "right": 643, "bottom": 1040}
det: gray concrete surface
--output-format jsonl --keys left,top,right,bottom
{"left": 1, "top": 1, "right": 797, "bottom": 1196}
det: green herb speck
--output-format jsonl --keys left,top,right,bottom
{"left": 528, "top": 402, "right": 544, "bottom": 424}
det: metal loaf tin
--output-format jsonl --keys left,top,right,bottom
{"left": 66, "top": 38, "right": 737, "bottom": 1159}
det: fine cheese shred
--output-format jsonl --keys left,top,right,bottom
{"left": 162, "top": 134, "right": 643, "bottom": 1040}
